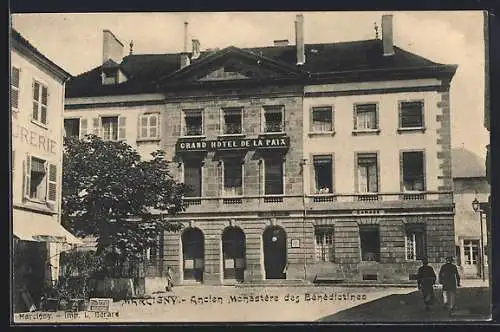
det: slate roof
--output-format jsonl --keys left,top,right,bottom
{"left": 11, "top": 29, "right": 72, "bottom": 80}
{"left": 452, "top": 147, "right": 486, "bottom": 178}
{"left": 66, "top": 38, "right": 453, "bottom": 98}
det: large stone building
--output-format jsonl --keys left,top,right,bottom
{"left": 11, "top": 28, "right": 78, "bottom": 312}
{"left": 64, "top": 14, "right": 457, "bottom": 288}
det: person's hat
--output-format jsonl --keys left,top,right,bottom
{"left": 446, "top": 256, "right": 454, "bottom": 262}
{"left": 421, "top": 257, "right": 429, "bottom": 264}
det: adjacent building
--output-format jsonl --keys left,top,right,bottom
{"left": 11, "top": 28, "right": 78, "bottom": 312}
{"left": 452, "top": 147, "right": 489, "bottom": 278}
{"left": 64, "top": 14, "right": 457, "bottom": 289}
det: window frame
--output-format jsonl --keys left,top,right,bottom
{"left": 138, "top": 112, "right": 160, "bottom": 140}
{"left": 404, "top": 224, "right": 426, "bottom": 261}
{"left": 261, "top": 105, "right": 285, "bottom": 134}
{"left": 220, "top": 107, "right": 244, "bottom": 136}
{"left": 222, "top": 158, "right": 244, "bottom": 197}
{"left": 359, "top": 224, "right": 381, "bottom": 262}
{"left": 11, "top": 66, "right": 20, "bottom": 114}
{"left": 352, "top": 102, "right": 380, "bottom": 134}
{"left": 24, "top": 153, "right": 57, "bottom": 205}
{"left": 32, "top": 78, "right": 49, "bottom": 127}
{"left": 314, "top": 227, "right": 334, "bottom": 262}
{"left": 263, "top": 157, "right": 285, "bottom": 196}
{"left": 64, "top": 118, "right": 81, "bottom": 139}
{"left": 398, "top": 99, "right": 425, "bottom": 132}
{"left": 355, "top": 152, "right": 380, "bottom": 194}
{"left": 400, "top": 149, "right": 426, "bottom": 192}
{"left": 310, "top": 105, "right": 334, "bottom": 135}
{"left": 182, "top": 158, "right": 204, "bottom": 198}
{"left": 101, "top": 116, "right": 119, "bottom": 141}
{"left": 312, "top": 154, "right": 334, "bottom": 194}
{"left": 182, "top": 109, "right": 205, "bottom": 137}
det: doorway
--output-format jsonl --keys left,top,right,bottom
{"left": 463, "top": 239, "right": 481, "bottom": 278}
{"left": 263, "top": 226, "right": 287, "bottom": 279}
{"left": 222, "top": 227, "right": 246, "bottom": 282}
{"left": 182, "top": 228, "right": 204, "bottom": 282}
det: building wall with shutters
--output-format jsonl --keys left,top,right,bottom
{"left": 11, "top": 48, "right": 65, "bottom": 216}
{"left": 63, "top": 99, "right": 165, "bottom": 161}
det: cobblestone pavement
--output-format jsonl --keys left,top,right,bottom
{"left": 14, "top": 286, "right": 415, "bottom": 323}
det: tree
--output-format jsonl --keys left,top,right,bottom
{"left": 61, "top": 135, "right": 185, "bottom": 268}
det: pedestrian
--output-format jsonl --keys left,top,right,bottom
{"left": 438, "top": 256, "right": 461, "bottom": 314}
{"left": 416, "top": 258, "right": 436, "bottom": 310}
{"left": 166, "top": 266, "right": 173, "bottom": 292}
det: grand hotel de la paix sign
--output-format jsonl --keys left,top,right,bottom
{"left": 176, "top": 135, "right": 290, "bottom": 153}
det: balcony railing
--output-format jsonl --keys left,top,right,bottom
{"left": 264, "top": 122, "right": 283, "bottom": 133}
{"left": 180, "top": 191, "right": 452, "bottom": 213}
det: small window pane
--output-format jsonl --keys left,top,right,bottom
{"left": 41, "top": 86, "right": 48, "bottom": 105}
{"left": 41, "top": 106, "right": 47, "bottom": 124}
{"left": 12, "top": 68, "right": 19, "bottom": 87}
{"left": 33, "top": 82, "right": 40, "bottom": 100}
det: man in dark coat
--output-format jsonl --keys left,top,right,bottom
{"left": 439, "top": 256, "right": 461, "bottom": 313}
{"left": 416, "top": 258, "right": 436, "bottom": 310}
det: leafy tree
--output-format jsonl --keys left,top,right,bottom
{"left": 61, "top": 135, "right": 185, "bottom": 268}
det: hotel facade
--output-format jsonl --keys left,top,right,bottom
{"left": 11, "top": 29, "right": 77, "bottom": 312}
{"left": 64, "top": 15, "right": 457, "bottom": 289}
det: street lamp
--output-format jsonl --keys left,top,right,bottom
{"left": 471, "top": 197, "right": 486, "bottom": 282}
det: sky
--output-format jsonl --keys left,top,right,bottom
{"left": 11, "top": 11, "right": 489, "bottom": 159}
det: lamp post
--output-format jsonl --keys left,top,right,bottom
{"left": 472, "top": 198, "right": 486, "bottom": 282}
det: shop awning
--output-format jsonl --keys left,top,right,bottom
{"left": 13, "top": 217, "right": 82, "bottom": 245}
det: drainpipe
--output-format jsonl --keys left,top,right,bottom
{"left": 301, "top": 158, "right": 308, "bottom": 281}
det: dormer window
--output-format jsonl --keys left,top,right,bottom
{"left": 102, "top": 68, "right": 119, "bottom": 85}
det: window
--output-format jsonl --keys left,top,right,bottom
{"left": 359, "top": 225, "right": 380, "bottom": 262}
{"left": 399, "top": 101, "right": 424, "bottom": 128}
{"left": 314, "top": 228, "right": 334, "bottom": 262}
{"left": 401, "top": 151, "right": 425, "bottom": 191}
{"left": 357, "top": 153, "right": 378, "bottom": 193}
{"left": 354, "top": 103, "right": 377, "bottom": 130}
{"left": 463, "top": 240, "right": 480, "bottom": 265}
{"left": 223, "top": 158, "right": 243, "bottom": 196}
{"left": 184, "top": 159, "right": 202, "bottom": 197}
{"left": 313, "top": 155, "right": 333, "bottom": 194}
{"left": 264, "top": 158, "right": 284, "bottom": 195}
{"left": 183, "top": 110, "right": 203, "bottom": 136}
{"left": 102, "top": 68, "right": 118, "bottom": 85}
{"left": 139, "top": 113, "right": 159, "bottom": 139}
{"left": 263, "top": 106, "right": 284, "bottom": 133}
{"left": 64, "top": 119, "right": 80, "bottom": 139}
{"left": 405, "top": 224, "right": 426, "bottom": 260}
{"left": 32, "top": 80, "right": 48, "bottom": 125}
{"left": 24, "top": 155, "right": 57, "bottom": 204}
{"left": 11, "top": 67, "right": 20, "bottom": 113}
{"left": 222, "top": 108, "right": 242, "bottom": 135}
{"left": 101, "top": 116, "right": 118, "bottom": 141}
{"left": 311, "top": 107, "right": 333, "bottom": 132}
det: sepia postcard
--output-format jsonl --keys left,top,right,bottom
{"left": 10, "top": 11, "right": 492, "bottom": 324}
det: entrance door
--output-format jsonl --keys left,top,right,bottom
{"left": 463, "top": 239, "right": 480, "bottom": 277}
{"left": 222, "top": 227, "right": 246, "bottom": 282}
{"left": 182, "top": 228, "right": 204, "bottom": 282}
{"left": 263, "top": 226, "right": 287, "bottom": 279}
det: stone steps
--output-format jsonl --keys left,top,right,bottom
{"left": 235, "top": 279, "right": 313, "bottom": 287}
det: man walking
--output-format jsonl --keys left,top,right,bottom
{"left": 416, "top": 258, "right": 436, "bottom": 310}
{"left": 439, "top": 256, "right": 461, "bottom": 314}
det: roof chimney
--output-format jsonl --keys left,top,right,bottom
{"left": 192, "top": 39, "right": 201, "bottom": 60}
{"left": 183, "top": 22, "right": 189, "bottom": 53}
{"left": 102, "top": 29, "right": 124, "bottom": 64}
{"left": 295, "top": 14, "right": 305, "bottom": 66}
{"left": 273, "top": 39, "right": 289, "bottom": 47}
{"left": 382, "top": 14, "right": 395, "bottom": 56}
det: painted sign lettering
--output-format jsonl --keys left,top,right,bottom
{"left": 176, "top": 136, "right": 290, "bottom": 152}
{"left": 12, "top": 123, "right": 58, "bottom": 155}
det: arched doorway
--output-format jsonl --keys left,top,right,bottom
{"left": 222, "top": 227, "right": 246, "bottom": 282}
{"left": 182, "top": 228, "right": 204, "bottom": 282}
{"left": 263, "top": 226, "right": 287, "bottom": 279}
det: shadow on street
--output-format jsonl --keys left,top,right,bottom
{"left": 317, "top": 286, "right": 491, "bottom": 322}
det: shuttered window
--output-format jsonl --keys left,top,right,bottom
{"left": 11, "top": 67, "right": 20, "bottom": 112}
{"left": 400, "top": 101, "right": 424, "bottom": 128}
{"left": 32, "top": 80, "right": 48, "bottom": 124}
{"left": 138, "top": 113, "right": 159, "bottom": 139}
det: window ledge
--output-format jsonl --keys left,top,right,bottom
{"left": 180, "top": 135, "right": 206, "bottom": 139}
{"left": 19, "top": 200, "right": 56, "bottom": 214}
{"left": 31, "top": 119, "right": 48, "bottom": 130}
{"left": 308, "top": 131, "right": 336, "bottom": 137}
{"left": 397, "top": 127, "right": 426, "bottom": 134}
{"left": 136, "top": 137, "right": 161, "bottom": 143}
{"left": 352, "top": 129, "right": 380, "bottom": 136}
{"left": 218, "top": 133, "right": 246, "bottom": 138}
{"left": 259, "top": 131, "right": 286, "bottom": 136}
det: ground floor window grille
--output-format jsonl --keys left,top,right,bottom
{"left": 314, "top": 228, "right": 334, "bottom": 262}
{"left": 405, "top": 224, "right": 426, "bottom": 260}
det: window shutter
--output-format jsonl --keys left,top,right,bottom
{"left": 353, "top": 105, "right": 358, "bottom": 129}
{"left": 47, "top": 164, "right": 57, "bottom": 203}
{"left": 24, "top": 154, "right": 31, "bottom": 200}
{"left": 331, "top": 153, "right": 335, "bottom": 193}
{"left": 150, "top": 114, "right": 158, "bottom": 138}
{"left": 80, "top": 118, "right": 88, "bottom": 138}
{"left": 310, "top": 156, "right": 316, "bottom": 194}
{"left": 92, "top": 118, "right": 100, "bottom": 136}
{"left": 118, "top": 116, "right": 127, "bottom": 140}
{"left": 137, "top": 115, "right": 143, "bottom": 139}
